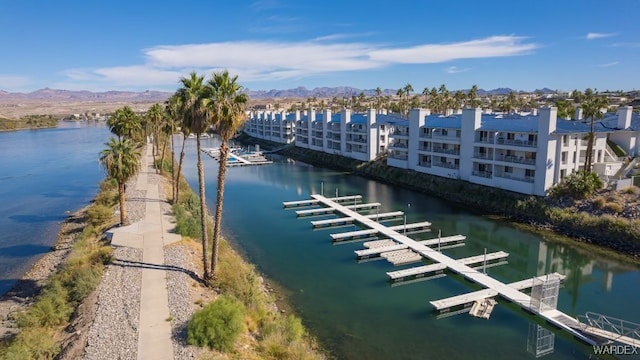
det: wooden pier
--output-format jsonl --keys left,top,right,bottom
{"left": 284, "top": 193, "right": 637, "bottom": 347}
{"left": 329, "top": 221, "right": 431, "bottom": 241}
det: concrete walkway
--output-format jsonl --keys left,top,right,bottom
{"left": 108, "top": 146, "right": 181, "bottom": 360}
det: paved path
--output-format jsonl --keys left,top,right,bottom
{"left": 108, "top": 146, "right": 181, "bottom": 360}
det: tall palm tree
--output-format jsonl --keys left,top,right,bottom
{"left": 468, "top": 85, "right": 480, "bottom": 108}
{"left": 176, "top": 72, "right": 211, "bottom": 279}
{"left": 206, "top": 70, "right": 249, "bottom": 278}
{"left": 582, "top": 90, "right": 608, "bottom": 172}
{"left": 107, "top": 106, "right": 142, "bottom": 141}
{"left": 147, "top": 103, "right": 164, "bottom": 173}
{"left": 165, "top": 95, "right": 181, "bottom": 202}
{"left": 99, "top": 137, "right": 142, "bottom": 226}
{"left": 375, "top": 87, "right": 382, "bottom": 111}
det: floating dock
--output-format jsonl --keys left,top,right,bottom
{"left": 202, "top": 147, "right": 273, "bottom": 167}
{"left": 283, "top": 193, "right": 640, "bottom": 347}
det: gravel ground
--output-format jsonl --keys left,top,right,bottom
{"left": 165, "top": 245, "right": 203, "bottom": 360}
{"left": 83, "top": 247, "right": 142, "bottom": 360}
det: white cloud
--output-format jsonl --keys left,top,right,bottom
{"left": 586, "top": 32, "right": 617, "bottom": 40}
{"left": 445, "top": 66, "right": 470, "bottom": 74}
{"left": 598, "top": 61, "right": 620, "bottom": 67}
{"left": 369, "top": 36, "right": 536, "bottom": 63}
{"left": 59, "top": 35, "right": 538, "bottom": 90}
{"left": 0, "top": 74, "right": 33, "bottom": 91}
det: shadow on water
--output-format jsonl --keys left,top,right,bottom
{"left": 0, "top": 244, "right": 52, "bottom": 258}
{"left": 0, "top": 279, "right": 43, "bottom": 302}
{"left": 9, "top": 214, "right": 66, "bottom": 223}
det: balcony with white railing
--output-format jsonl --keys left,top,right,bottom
{"left": 418, "top": 145, "right": 432, "bottom": 152}
{"left": 417, "top": 160, "right": 432, "bottom": 168}
{"left": 494, "top": 154, "right": 536, "bottom": 165}
{"left": 432, "top": 130, "right": 460, "bottom": 140}
{"left": 473, "top": 152, "right": 493, "bottom": 160}
{"left": 472, "top": 170, "right": 493, "bottom": 178}
{"left": 433, "top": 161, "right": 459, "bottom": 170}
{"left": 432, "top": 147, "right": 460, "bottom": 156}
{"left": 494, "top": 172, "right": 535, "bottom": 183}
{"left": 475, "top": 136, "right": 496, "bottom": 144}
{"left": 389, "top": 151, "right": 408, "bottom": 161}
{"left": 496, "top": 138, "right": 538, "bottom": 148}
{"left": 419, "top": 129, "right": 432, "bottom": 138}
{"left": 389, "top": 141, "right": 408, "bottom": 149}
{"left": 391, "top": 129, "right": 409, "bottom": 137}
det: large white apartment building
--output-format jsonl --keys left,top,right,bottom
{"left": 245, "top": 106, "right": 639, "bottom": 196}
{"left": 388, "top": 106, "right": 638, "bottom": 196}
{"left": 246, "top": 109, "right": 405, "bottom": 161}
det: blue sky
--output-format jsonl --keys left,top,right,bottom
{"left": 1, "top": 0, "right": 639, "bottom": 93}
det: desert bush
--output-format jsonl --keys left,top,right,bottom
{"left": 604, "top": 202, "right": 624, "bottom": 214}
{"left": 593, "top": 196, "right": 606, "bottom": 209}
{"left": 17, "top": 281, "right": 72, "bottom": 328}
{"left": 623, "top": 186, "right": 637, "bottom": 195}
{"left": 94, "top": 189, "right": 118, "bottom": 207}
{"left": 0, "top": 328, "right": 59, "bottom": 360}
{"left": 86, "top": 204, "right": 113, "bottom": 227}
{"left": 187, "top": 296, "right": 245, "bottom": 352}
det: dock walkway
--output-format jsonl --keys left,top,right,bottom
{"left": 299, "top": 194, "right": 629, "bottom": 346}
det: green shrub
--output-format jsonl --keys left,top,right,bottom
{"left": 17, "top": 281, "right": 72, "bottom": 328}
{"left": 549, "top": 171, "right": 603, "bottom": 199}
{"left": 86, "top": 204, "right": 113, "bottom": 227}
{"left": 95, "top": 190, "right": 118, "bottom": 207}
{"left": 187, "top": 296, "right": 245, "bottom": 352}
{"left": 0, "top": 328, "right": 59, "bottom": 360}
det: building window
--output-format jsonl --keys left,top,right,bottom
{"left": 442, "top": 129, "right": 448, "bottom": 136}
{"left": 561, "top": 151, "right": 567, "bottom": 163}
{"left": 573, "top": 152, "right": 577, "bottom": 163}
{"left": 456, "top": 130, "right": 461, "bottom": 138}
{"left": 525, "top": 169, "right": 535, "bottom": 177}
{"left": 563, "top": 135, "right": 569, "bottom": 146}
{"left": 507, "top": 133, "right": 515, "bottom": 140}
{"left": 380, "top": 125, "right": 385, "bottom": 131}
{"left": 504, "top": 166, "right": 512, "bottom": 173}
{"left": 560, "top": 169, "right": 566, "bottom": 179}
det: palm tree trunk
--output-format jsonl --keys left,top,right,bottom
{"left": 160, "top": 135, "right": 168, "bottom": 174}
{"left": 152, "top": 130, "right": 158, "bottom": 174}
{"left": 118, "top": 182, "right": 127, "bottom": 225}
{"left": 210, "top": 141, "right": 228, "bottom": 277}
{"left": 196, "top": 134, "right": 210, "bottom": 280}
{"left": 175, "top": 134, "right": 187, "bottom": 204}
{"left": 584, "top": 117, "right": 595, "bottom": 172}
{"left": 171, "top": 132, "right": 175, "bottom": 203}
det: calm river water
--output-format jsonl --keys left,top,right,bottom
{"left": 1, "top": 125, "right": 638, "bottom": 359}
{"left": 181, "top": 136, "right": 640, "bottom": 360}
{"left": 0, "top": 122, "right": 111, "bottom": 295}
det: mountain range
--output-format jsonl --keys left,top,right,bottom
{"left": 0, "top": 87, "right": 559, "bottom": 102}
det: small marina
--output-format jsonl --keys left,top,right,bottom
{"left": 202, "top": 146, "right": 273, "bottom": 167}
{"left": 283, "top": 192, "right": 640, "bottom": 351}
